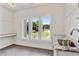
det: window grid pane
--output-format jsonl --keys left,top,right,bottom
{"left": 41, "top": 16, "right": 51, "bottom": 41}
{"left": 32, "top": 17, "right": 39, "bottom": 40}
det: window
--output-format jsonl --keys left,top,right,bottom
{"left": 41, "top": 16, "right": 51, "bottom": 41}
{"left": 32, "top": 17, "right": 39, "bottom": 40}
{"left": 22, "top": 16, "right": 51, "bottom": 41}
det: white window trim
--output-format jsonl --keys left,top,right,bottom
{"left": 22, "top": 17, "right": 29, "bottom": 39}
{"left": 22, "top": 18, "right": 25, "bottom": 39}
{"left": 22, "top": 16, "right": 52, "bottom": 42}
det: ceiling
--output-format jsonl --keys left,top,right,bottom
{"left": 0, "top": 3, "right": 45, "bottom": 11}
{"left": 0, "top": 3, "right": 65, "bottom": 11}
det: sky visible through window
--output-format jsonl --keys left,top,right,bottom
{"left": 32, "top": 16, "right": 51, "bottom": 24}
{"left": 32, "top": 18, "right": 38, "bottom": 22}
{"left": 42, "top": 16, "right": 50, "bottom": 24}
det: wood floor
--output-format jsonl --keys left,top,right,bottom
{"left": 0, "top": 45, "right": 53, "bottom": 56}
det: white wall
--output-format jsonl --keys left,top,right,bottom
{"left": 0, "top": 6, "right": 15, "bottom": 33}
{"left": 64, "top": 3, "right": 79, "bottom": 36}
{"left": 14, "top": 4, "right": 65, "bottom": 50}
{"left": 65, "top": 3, "right": 78, "bottom": 17}
{"left": 0, "top": 6, "right": 15, "bottom": 49}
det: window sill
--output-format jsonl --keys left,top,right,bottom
{"left": 23, "top": 37, "right": 52, "bottom": 43}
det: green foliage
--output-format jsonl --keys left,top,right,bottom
{"left": 32, "top": 30, "right": 49, "bottom": 39}
{"left": 42, "top": 30, "right": 49, "bottom": 38}
{"left": 32, "top": 21, "right": 39, "bottom": 27}
{"left": 32, "top": 31, "right": 38, "bottom": 38}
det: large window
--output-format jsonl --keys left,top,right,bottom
{"left": 22, "top": 16, "right": 51, "bottom": 41}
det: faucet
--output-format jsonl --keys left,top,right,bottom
{"left": 70, "top": 29, "right": 79, "bottom": 35}
{"left": 70, "top": 29, "right": 79, "bottom": 43}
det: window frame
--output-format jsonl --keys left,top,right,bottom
{"left": 22, "top": 16, "right": 52, "bottom": 42}
{"left": 22, "top": 17, "right": 30, "bottom": 39}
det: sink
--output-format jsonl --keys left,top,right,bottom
{"left": 58, "top": 39, "right": 76, "bottom": 47}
